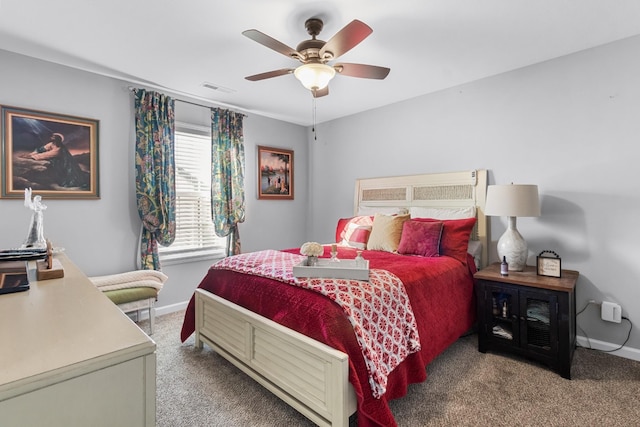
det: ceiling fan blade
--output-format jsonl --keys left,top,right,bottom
{"left": 242, "top": 29, "right": 302, "bottom": 60}
{"left": 319, "top": 20, "right": 372, "bottom": 60}
{"left": 245, "top": 68, "right": 294, "bottom": 81}
{"left": 335, "top": 63, "right": 390, "bottom": 79}
{"left": 312, "top": 87, "right": 329, "bottom": 98}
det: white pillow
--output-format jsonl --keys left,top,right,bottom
{"left": 357, "top": 206, "right": 409, "bottom": 216}
{"left": 410, "top": 206, "right": 476, "bottom": 220}
{"left": 467, "top": 240, "right": 483, "bottom": 269}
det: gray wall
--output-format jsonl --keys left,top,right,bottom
{"left": 0, "top": 49, "right": 308, "bottom": 310}
{"left": 2, "top": 31, "right": 638, "bottom": 358}
{"left": 308, "top": 36, "right": 640, "bottom": 357}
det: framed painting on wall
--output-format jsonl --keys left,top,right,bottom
{"left": 1, "top": 105, "right": 99, "bottom": 199}
{"left": 257, "top": 145, "right": 293, "bottom": 200}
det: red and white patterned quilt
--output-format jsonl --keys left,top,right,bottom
{"left": 212, "top": 249, "right": 421, "bottom": 398}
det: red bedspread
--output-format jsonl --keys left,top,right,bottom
{"left": 180, "top": 247, "right": 477, "bottom": 427}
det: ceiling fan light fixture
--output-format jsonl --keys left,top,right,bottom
{"left": 294, "top": 63, "right": 336, "bottom": 91}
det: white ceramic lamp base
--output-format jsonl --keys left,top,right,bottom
{"left": 496, "top": 217, "right": 528, "bottom": 271}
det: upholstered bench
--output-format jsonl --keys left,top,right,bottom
{"left": 89, "top": 270, "right": 167, "bottom": 335}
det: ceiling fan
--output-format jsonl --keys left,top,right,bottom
{"left": 242, "top": 18, "right": 390, "bottom": 98}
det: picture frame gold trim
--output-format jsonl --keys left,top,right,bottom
{"left": 257, "top": 145, "right": 293, "bottom": 200}
{"left": 1, "top": 105, "right": 99, "bottom": 199}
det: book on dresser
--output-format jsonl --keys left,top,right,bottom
{"left": 0, "top": 261, "right": 29, "bottom": 295}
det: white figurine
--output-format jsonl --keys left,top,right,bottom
{"left": 22, "top": 188, "right": 47, "bottom": 249}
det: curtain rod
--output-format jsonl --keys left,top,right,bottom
{"left": 127, "top": 86, "right": 247, "bottom": 116}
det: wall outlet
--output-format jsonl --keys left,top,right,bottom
{"left": 601, "top": 301, "right": 622, "bottom": 323}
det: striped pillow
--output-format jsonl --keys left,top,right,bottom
{"left": 336, "top": 216, "right": 374, "bottom": 249}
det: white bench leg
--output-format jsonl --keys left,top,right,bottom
{"left": 149, "top": 305, "right": 156, "bottom": 335}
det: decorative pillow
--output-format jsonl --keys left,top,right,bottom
{"left": 366, "top": 213, "right": 410, "bottom": 252}
{"left": 335, "top": 217, "right": 351, "bottom": 243}
{"left": 413, "top": 217, "right": 477, "bottom": 264}
{"left": 336, "top": 216, "right": 374, "bottom": 249}
{"left": 397, "top": 220, "right": 443, "bottom": 257}
{"left": 342, "top": 222, "right": 373, "bottom": 249}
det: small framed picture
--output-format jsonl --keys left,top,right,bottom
{"left": 257, "top": 145, "right": 293, "bottom": 200}
{"left": 537, "top": 251, "right": 562, "bottom": 278}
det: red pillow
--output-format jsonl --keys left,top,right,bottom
{"left": 397, "top": 220, "right": 443, "bottom": 257}
{"left": 335, "top": 216, "right": 374, "bottom": 249}
{"left": 335, "top": 218, "right": 351, "bottom": 243}
{"left": 413, "top": 217, "right": 476, "bottom": 264}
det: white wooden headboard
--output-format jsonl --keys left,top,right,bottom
{"left": 354, "top": 170, "right": 488, "bottom": 268}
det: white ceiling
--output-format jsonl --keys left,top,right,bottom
{"left": 1, "top": 1, "right": 640, "bottom": 126}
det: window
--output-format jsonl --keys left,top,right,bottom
{"left": 158, "top": 125, "right": 226, "bottom": 264}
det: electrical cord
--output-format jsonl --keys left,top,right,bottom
{"left": 598, "top": 317, "right": 632, "bottom": 353}
{"left": 576, "top": 300, "right": 595, "bottom": 349}
{"left": 576, "top": 300, "right": 633, "bottom": 353}
{"left": 576, "top": 325, "right": 592, "bottom": 350}
{"left": 576, "top": 300, "right": 593, "bottom": 316}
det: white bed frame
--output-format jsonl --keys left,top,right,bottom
{"left": 194, "top": 170, "right": 488, "bottom": 427}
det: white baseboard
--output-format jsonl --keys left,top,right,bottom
{"left": 126, "top": 300, "right": 189, "bottom": 322}
{"left": 576, "top": 335, "right": 640, "bottom": 362}
{"left": 155, "top": 301, "right": 189, "bottom": 317}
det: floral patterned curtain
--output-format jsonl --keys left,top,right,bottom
{"left": 211, "top": 108, "right": 245, "bottom": 256}
{"left": 134, "top": 89, "right": 176, "bottom": 270}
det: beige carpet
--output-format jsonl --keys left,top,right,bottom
{"left": 146, "top": 311, "right": 640, "bottom": 426}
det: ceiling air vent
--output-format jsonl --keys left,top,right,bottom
{"left": 201, "top": 82, "right": 235, "bottom": 94}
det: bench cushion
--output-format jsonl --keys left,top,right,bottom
{"left": 103, "top": 287, "right": 158, "bottom": 305}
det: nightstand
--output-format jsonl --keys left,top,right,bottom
{"left": 474, "top": 263, "right": 578, "bottom": 379}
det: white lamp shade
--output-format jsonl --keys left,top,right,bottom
{"left": 484, "top": 184, "right": 540, "bottom": 217}
{"left": 294, "top": 63, "right": 336, "bottom": 90}
{"left": 485, "top": 184, "right": 540, "bottom": 271}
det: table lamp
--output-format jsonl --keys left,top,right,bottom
{"left": 484, "top": 183, "right": 540, "bottom": 271}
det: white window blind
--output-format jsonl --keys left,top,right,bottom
{"left": 159, "top": 128, "right": 226, "bottom": 264}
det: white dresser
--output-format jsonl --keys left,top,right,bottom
{"left": 0, "top": 254, "right": 156, "bottom": 426}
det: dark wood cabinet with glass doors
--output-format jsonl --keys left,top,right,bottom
{"left": 474, "top": 263, "right": 578, "bottom": 379}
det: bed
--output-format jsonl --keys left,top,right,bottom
{"left": 180, "top": 170, "right": 488, "bottom": 427}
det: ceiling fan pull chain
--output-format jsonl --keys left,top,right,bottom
{"left": 312, "top": 97, "right": 318, "bottom": 141}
